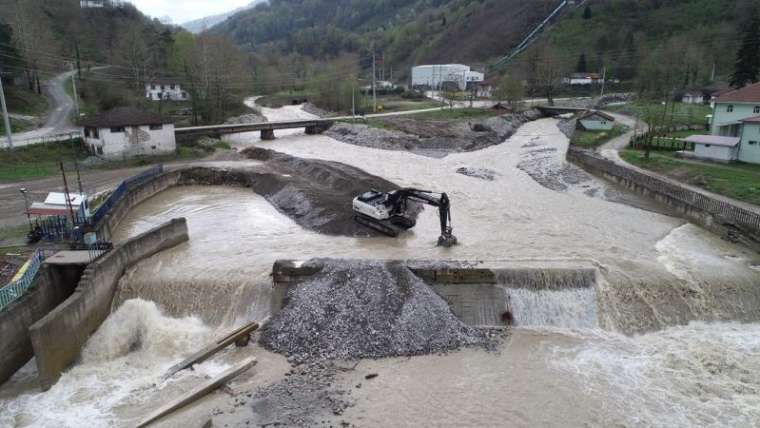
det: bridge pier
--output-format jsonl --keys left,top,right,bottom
{"left": 261, "top": 129, "right": 275, "bottom": 141}
{"left": 305, "top": 125, "right": 319, "bottom": 135}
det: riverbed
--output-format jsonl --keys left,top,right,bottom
{"left": 1, "top": 101, "right": 759, "bottom": 427}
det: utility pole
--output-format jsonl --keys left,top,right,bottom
{"left": 372, "top": 49, "right": 377, "bottom": 113}
{"left": 352, "top": 84, "right": 356, "bottom": 119}
{"left": 70, "top": 63, "right": 80, "bottom": 118}
{"left": 600, "top": 66, "right": 607, "bottom": 98}
{"left": 60, "top": 162, "right": 77, "bottom": 226}
{"left": 710, "top": 62, "right": 716, "bottom": 82}
{"left": 0, "top": 69, "right": 13, "bottom": 150}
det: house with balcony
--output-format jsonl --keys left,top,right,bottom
{"left": 145, "top": 80, "right": 190, "bottom": 102}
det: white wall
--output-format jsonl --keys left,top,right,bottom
{"left": 412, "top": 64, "right": 475, "bottom": 90}
{"left": 694, "top": 143, "right": 738, "bottom": 162}
{"left": 83, "top": 124, "right": 176, "bottom": 159}
{"left": 145, "top": 83, "right": 189, "bottom": 101}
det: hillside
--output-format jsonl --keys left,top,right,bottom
{"left": 214, "top": 0, "right": 750, "bottom": 91}
{"left": 214, "top": 0, "right": 562, "bottom": 68}
{"left": 182, "top": 1, "right": 267, "bottom": 34}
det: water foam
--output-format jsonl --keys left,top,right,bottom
{"left": 506, "top": 287, "right": 598, "bottom": 329}
{"left": 0, "top": 299, "right": 218, "bottom": 428}
{"left": 552, "top": 322, "right": 760, "bottom": 427}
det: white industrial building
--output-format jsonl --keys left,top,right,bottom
{"left": 145, "top": 80, "right": 190, "bottom": 101}
{"left": 411, "top": 64, "right": 484, "bottom": 91}
{"left": 80, "top": 107, "right": 176, "bottom": 160}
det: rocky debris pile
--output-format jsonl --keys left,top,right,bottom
{"left": 246, "top": 362, "right": 353, "bottom": 427}
{"left": 225, "top": 112, "right": 267, "bottom": 124}
{"left": 594, "top": 92, "right": 635, "bottom": 107}
{"left": 456, "top": 167, "right": 499, "bottom": 181}
{"left": 326, "top": 109, "right": 544, "bottom": 157}
{"left": 260, "top": 259, "right": 494, "bottom": 364}
{"left": 302, "top": 102, "right": 332, "bottom": 118}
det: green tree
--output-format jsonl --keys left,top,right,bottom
{"left": 495, "top": 74, "right": 524, "bottom": 106}
{"left": 730, "top": 10, "right": 760, "bottom": 88}
{"left": 576, "top": 54, "right": 588, "bottom": 73}
{"left": 583, "top": 5, "right": 592, "bottom": 20}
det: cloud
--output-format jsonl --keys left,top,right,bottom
{"left": 128, "top": 0, "right": 252, "bottom": 24}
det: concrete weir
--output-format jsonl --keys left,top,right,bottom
{"left": 272, "top": 259, "right": 599, "bottom": 328}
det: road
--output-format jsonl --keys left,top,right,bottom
{"left": 6, "top": 70, "right": 79, "bottom": 148}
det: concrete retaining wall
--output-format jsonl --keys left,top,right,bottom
{"left": 568, "top": 147, "right": 760, "bottom": 249}
{"left": 29, "top": 218, "right": 189, "bottom": 390}
{"left": 96, "top": 170, "right": 182, "bottom": 241}
{"left": 272, "top": 259, "right": 598, "bottom": 327}
{"left": 0, "top": 266, "right": 78, "bottom": 385}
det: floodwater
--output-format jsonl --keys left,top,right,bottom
{"left": 2, "top": 101, "right": 760, "bottom": 427}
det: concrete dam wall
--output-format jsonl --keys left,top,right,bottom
{"left": 272, "top": 259, "right": 599, "bottom": 328}
{"left": 29, "top": 218, "right": 189, "bottom": 390}
{"left": 568, "top": 147, "right": 760, "bottom": 250}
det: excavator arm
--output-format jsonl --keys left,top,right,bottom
{"left": 387, "top": 189, "right": 457, "bottom": 247}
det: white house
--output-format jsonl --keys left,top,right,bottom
{"left": 681, "top": 92, "right": 704, "bottom": 105}
{"left": 411, "top": 64, "right": 484, "bottom": 90}
{"left": 79, "top": 107, "right": 176, "bottom": 160}
{"left": 145, "top": 80, "right": 190, "bottom": 102}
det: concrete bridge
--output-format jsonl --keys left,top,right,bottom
{"left": 536, "top": 105, "right": 589, "bottom": 116}
{"left": 174, "top": 119, "right": 335, "bottom": 141}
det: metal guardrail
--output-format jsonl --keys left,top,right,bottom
{"left": 0, "top": 249, "right": 49, "bottom": 311}
{"left": 3, "top": 132, "right": 81, "bottom": 149}
{"left": 90, "top": 164, "right": 163, "bottom": 225}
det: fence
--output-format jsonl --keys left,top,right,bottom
{"left": 568, "top": 148, "right": 760, "bottom": 236}
{"left": 90, "top": 165, "right": 164, "bottom": 226}
{"left": 0, "top": 249, "right": 49, "bottom": 311}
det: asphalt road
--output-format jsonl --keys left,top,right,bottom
{"left": 8, "top": 70, "right": 79, "bottom": 148}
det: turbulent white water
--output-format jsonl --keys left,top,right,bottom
{"left": 552, "top": 322, "right": 760, "bottom": 427}
{"left": 0, "top": 299, "right": 229, "bottom": 428}
{"left": 507, "top": 288, "right": 598, "bottom": 329}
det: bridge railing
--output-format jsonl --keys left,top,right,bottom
{"left": 0, "top": 249, "right": 50, "bottom": 311}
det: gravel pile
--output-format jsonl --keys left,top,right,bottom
{"left": 260, "top": 259, "right": 493, "bottom": 364}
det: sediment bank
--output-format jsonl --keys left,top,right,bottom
{"left": 326, "top": 109, "right": 543, "bottom": 157}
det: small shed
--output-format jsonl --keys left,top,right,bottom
{"left": 684, "top": 135, "right": 740, "bottom": 162}
{"left": 578, "top": 110, "right": 615, "bottom": 131}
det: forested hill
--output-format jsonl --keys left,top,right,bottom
{"left": 214, "top": 0, "right": 750, "bottom": 87}
{"left": 213, "top": 0, "right": 562, "bottom": 67}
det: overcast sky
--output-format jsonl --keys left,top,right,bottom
{"left": 128, "top": 0, "right": 252, "bottom": 24}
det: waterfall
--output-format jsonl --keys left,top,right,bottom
{"left": 506, "top": 287, "right": 598, "bottom": 329}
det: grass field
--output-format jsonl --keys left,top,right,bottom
{"left": 607, "top": 102, "right": 711, "bottom": 127}
{"left": 0, "top": 118, "right": 33, "bottom": 134}
{"left": 5, "top": 86, "right": 48, "bottom": 116}
{"left": 0, "top": 140, "right": 89, "bottom": 182}
{"left": 571, "top": 125, "right": 629, "bottom": 148}
{"left": 621, "top": 149, "right": 760, "bottom": 206}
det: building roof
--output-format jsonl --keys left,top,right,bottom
{"left": 715, "top": 82, "right": 760, "bottom": 103}
{"left": 579, "top": 110, "right": 615, "bottom": 121}
{"left": 685, "top": 135, "right": 740, "bottom": 147}
{"left": 78, "top": 107, "right": 172, "bottom": 128}
{"left": 741, "top": 115, "right": 760, "bottom": 123}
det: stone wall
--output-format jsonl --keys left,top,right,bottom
{"left": 96, "top": 170, "right": 181, "bottom": 240}
{"left": 569, "top": 147, "right": 760, "bottom": 249}
{"left": 0, "top": 266, "right": 78, "bottom": 385}
{"left": 29, "top": 218, "right": 189, "bottom": 390}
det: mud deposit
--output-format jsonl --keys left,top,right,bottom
{"left": 326, "top": 109, "right": 542, "bottom": 157}
{"left": 261, "top": 259, "right": 496, "bottom": 364}
{"left": 179, "top": 148, "right": 419, "bottom": 237}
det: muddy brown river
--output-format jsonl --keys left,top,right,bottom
{"left": 2, "top": 102, "right": 760, "bottom": 427}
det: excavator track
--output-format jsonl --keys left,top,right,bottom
{"left": 354, "top": 214, "right": 403, "bottom": 237}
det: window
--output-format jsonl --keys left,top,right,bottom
{"left": 97, "top": 146, "right": 103, "bottom": 155}
{"left": 750, "top": 141, "right": 758, "bottom": 146}
{"left": 151, "top": 84, "right": 156, "bottom": 90}
{"left": 727, "top": 105, "right": 734, "bottom": 112}
{"left": 149, "top": 124, "right": 163, "bottom": 130}
{"left": 755, "top": 106, "right": 760, "bottom": 114}
{"left": 110, "top": 127, "right": 125, "bottom": 133}
{"left": 705, "top": 144, "right": 711, "bottom": 148}
{"left": 170, "top": 84, "right": 175, "bottom": 90}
